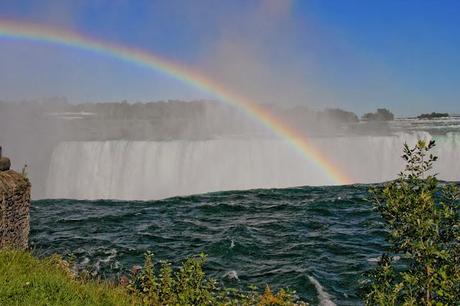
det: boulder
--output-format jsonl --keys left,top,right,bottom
{"left": 0, "top": 157, "right": 11, "bottom": 171}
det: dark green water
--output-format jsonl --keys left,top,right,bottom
{"left": 30, "top": 185, "right": 388, "bottom": 305}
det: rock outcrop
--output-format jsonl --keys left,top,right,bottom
{"left": 0, "top": 146, "right": 11, "bottom": 171}
{"left": 0, "top": 157, "right": 11, "bottom": 171}
{"left": 0, "top": 169, "right": 31, "bottom": 249}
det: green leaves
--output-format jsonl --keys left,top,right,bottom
{"left": 364, "top": 140, "right": 460, "bottom": 305}
{"left": 126, "top": 252, "right": 306, "bottom": 305}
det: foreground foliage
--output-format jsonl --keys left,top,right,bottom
{"left": 365, "top": 140, "right": 460, "bottom": 305}
{"left": 0, "top": 249, "right": 307, "bottom": 305}
{"left": 126, "top": 251, "right": 307, "bottom": 305}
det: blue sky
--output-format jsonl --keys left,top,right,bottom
{"left": 0, "top": 0, "right": 459, "bottom": 116}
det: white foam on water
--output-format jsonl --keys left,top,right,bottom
{"left": 307, "top": 275, "right": 336, "bottom": 306}
{"left": 367, "top": 257, "right": 380, "bottom": 263}
{"left": 224, "top": 270, "right": 239, "bottom": 280}
{"left": 100, "top": 249, "right": 117, "bottom": 263}
{"left": 367, "top": 255, "right": 401, "bottom": 263}
{"left": 80, "top": 257, "right": 90, "bottom": 266}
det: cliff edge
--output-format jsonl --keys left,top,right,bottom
{"left": 0, "top": 169, "right": 31, "bottom": 249}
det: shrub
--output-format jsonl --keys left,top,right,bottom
{"left": 417, "top": 112, "right": 450, "bottom": 120}
{"left": 126, "top": 251, "right": 308, "bottom": 305}
{"left": 361, "top": 108, "right": 394, "bottom": 121}
{"left": 364, "top": 140, "right": 460, "bottom": 305}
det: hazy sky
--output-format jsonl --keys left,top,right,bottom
{"left": 0, "top": 0, "right": 459, "bottom": 116}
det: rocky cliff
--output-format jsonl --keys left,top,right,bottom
{"left": 0, "top": 170, "right": 31, "bottom": 249}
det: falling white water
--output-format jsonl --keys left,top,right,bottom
{"left": 307, "top": 276, "right": 336, "bottom": 306}
{"left": 46, "top": 132, "right": 460, "bottom": 200}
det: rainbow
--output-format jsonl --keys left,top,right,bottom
{"left": 0, "top": 19, "right": 350, "bottom": 184}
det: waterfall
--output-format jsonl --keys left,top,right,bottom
{"left": 46, "top": 132, "right": 460, "bottom": 200}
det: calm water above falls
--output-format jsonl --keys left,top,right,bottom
{"left": 30, "top": 185, "right": 390, "bottom": 305}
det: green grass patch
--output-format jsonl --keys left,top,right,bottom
{"left": 0, "top": 249, "right": 138, "bottom": 306}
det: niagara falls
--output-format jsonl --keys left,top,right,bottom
{"left": 1, "top": 1, "right": 460, "bottom": 305}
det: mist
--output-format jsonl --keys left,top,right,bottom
{"left": 0, "top": 99, "right": 353, "bottom": 197}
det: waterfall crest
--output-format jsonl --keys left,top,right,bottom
{"left": 46, "top": 132, "right": 460, "bottom": 200}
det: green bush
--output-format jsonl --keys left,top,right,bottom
{"left": 364, "top": 140, "right": 460, "bottom": 305}
{"left": 126, "top": 251, "right": 308, "bottom": 305}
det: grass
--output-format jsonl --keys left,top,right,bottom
{"left": 0, "top": 249, "right": 139, "bottom": 306}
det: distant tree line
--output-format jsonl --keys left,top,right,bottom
{"left": 361, "top": 108, "right": 394, "bottom": 122}
{"left": 0, "top": 99, "right": 402, "bottom": 140}
{"left": 417, "top": 112, "right": 450, "bottom": 119}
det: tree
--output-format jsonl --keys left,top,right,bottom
{"left": 364, "top": 140, "right": 460, "bottom": 305}
{"left": 417, "top": 112, "right": 449, "bottom": 120}
{"left": 362, "top": 108, "right": 394, "bottom": 121}
{"left": 323, "top": 108, "right": 359, "bottom": 123}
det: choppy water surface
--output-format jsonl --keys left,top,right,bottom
{"left": 30, "top": 185, "right": 388, "bottom": 305}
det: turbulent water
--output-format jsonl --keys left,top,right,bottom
{"left": 46, "top": 132, "right": 460, "bottom": 200}
{"left": 31, "top": 184, "right": 390, "bottom": 305}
